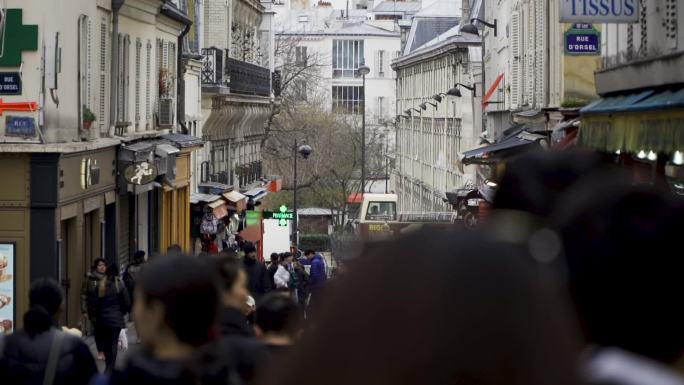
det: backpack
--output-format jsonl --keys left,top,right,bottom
{"left": 200, "top": 213, "right": 218, "bottom": 235}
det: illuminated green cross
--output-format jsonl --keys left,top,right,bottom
{"left": 0, "top": 9, "right": 39, "bottom": 67}
{"left": 279, "top": 205, "right": 288, "bottom": 213}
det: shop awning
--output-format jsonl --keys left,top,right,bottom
{"left": 243, "top": 187, "right": 268, "bottom": 201}
{"left": 208, "top": 199, "right": 229, "bottom": 219}
{"left": 579, "top": 86, "right": 684, "bottom": 153}
{"left": 223, "top": 190, "right": 247, "bottom": 212}
{"left": 462, "top": 130, "right": 545, "bottom": 165}
{"left": 190, "top": 193, "right": 222, "bottom": 204}
{"left": 483, "top": 73, "right": 504, "bottom": 107}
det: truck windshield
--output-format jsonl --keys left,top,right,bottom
{"left": 365, "top": 201, "right": 397, "bottom": 221}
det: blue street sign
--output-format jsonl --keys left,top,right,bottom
{"left": 5, "top": 116, "right": 35, "bottom": 137}
{"left": 0, "top": 73, "right": 22, "bottom": 95}
{"left": 565, "top": 25, "right": 601, "bottom": 56}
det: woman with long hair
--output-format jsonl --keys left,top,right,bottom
{"left": 88, "top": 263, "right": 130, "bottom": 372}
{"left": 0, "top": 278, "right": 97, "bottom": 384}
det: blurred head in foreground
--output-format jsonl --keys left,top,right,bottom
{"left": 257, "top": 226, "right": 583, "bottom": 385}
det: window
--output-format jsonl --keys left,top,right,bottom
{"left": 376, "top": 50, "right": 385, "bottom": 77}
{"left": 332, "top": 86, "right": 364, "bottom": 114}
{"left": 146, "top": 40, "right": 152, "bottom": 127}
{"left": 295, "top": 46, "right": 307, "bottom": 67}
{"left": 375, "top": 96, "right": 386, "bottom": 122}
{"left": 332, "top": 40, "right": 365, "bottom": 78}
{"left": 365, "top": 201, "right": 396, "bottom": 221}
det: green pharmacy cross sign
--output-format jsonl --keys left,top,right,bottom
{"left": 263, "top": 205, "right": 295, "bottom": 227}
{"left": 0, "top": 9, "right": 39, "bottom": 67}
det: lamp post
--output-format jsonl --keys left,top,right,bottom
{"left": 358, "top": 63, "right": 371, "bottom": 195}
{"left": 292, "top": 140, "right": 313, "bottom": 250}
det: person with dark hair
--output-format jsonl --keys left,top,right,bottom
{"left": 109, "top": 254, "right": 231, "bottom": 385}
{"left": 123, "top": 250, "right": 145, "bottom": 299}
{"left": 255, "top": 226, "right": 583, "bottom": 385}
{"left": 303, "top": 250, "right": 326, "bottom": 308}
{"left": 267, "top": 253, "right": 280, "bottom": 290}
{"left": 88, "top": 263, "right": 130, "bottom": 372}
{"left": 81, "top": 258, "right": 106, "bottom": 358}
{"left": 166, "top": 244, "right": 183, "bottom": 256}
{"left": 242, "top": 242, "right": 271, "bottom": 300}
{"left": 553, "top": 175, "right": 684, "bottom": 384}
{"left": 254, "top": 293, "right": 303, "bottom": 354}
{"left": 0, "top": 278, "right": 97, "bottom": 385}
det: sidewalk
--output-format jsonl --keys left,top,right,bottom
{"left": 84, "top": 322, "right": 139, "bottom": 372}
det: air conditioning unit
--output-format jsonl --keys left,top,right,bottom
{"left": 158, "top": 98, "right": 174, "bottom": 127}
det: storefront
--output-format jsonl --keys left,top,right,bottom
{"left": 579, "top": 87, "right": 684, "bottom": 193}
{"left": 0, "top": 143, "right": 119, "bottom": 329}
{"left": 118, "top": 134, "right": 202, "bottom": 261}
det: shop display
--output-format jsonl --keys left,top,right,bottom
{"left": 0, "top": 243, "right": 15, "bottom": 334}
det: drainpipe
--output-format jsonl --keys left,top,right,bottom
{"left": 110, "top": 0, "right": 125, "bottom": 137}
{"left": 178, "top": 23, "right": 191, "bottom": 134}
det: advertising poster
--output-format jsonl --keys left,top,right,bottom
{"left": 0, "top": 243, "right": 15, "bottom": 335}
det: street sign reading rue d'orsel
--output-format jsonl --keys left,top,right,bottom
{"left": 560, "top": 0, "right": 639, "bottom": 23}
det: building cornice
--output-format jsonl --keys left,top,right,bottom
{"left": 392, "top": 39, "right": 480, "bottom": 69}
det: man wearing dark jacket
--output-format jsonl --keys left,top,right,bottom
{"left": 304, "top": 250, "right": 327, "bottom": 311}
{"left": 242, "top": 243, "right": 271, "bottom": 300}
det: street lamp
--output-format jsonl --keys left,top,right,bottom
{"left": 358, "top": 63, "right": 371, "bottom": 196}
{"left": 461, "top": 18, "right": 498, "bottom": 37}
{"left": 446, "top": 83, "right": 477, "bottom": 98}
{"left": 419, "top": 101, "right": 438, "bottom": 110}
{"left": 293, "top": 140, "right": 313, "bottom": 250}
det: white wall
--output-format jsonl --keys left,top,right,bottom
{"left": 262, "top": 219, "right": 292, "bottom": 261}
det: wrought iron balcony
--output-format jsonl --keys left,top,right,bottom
{"left": 201, "top": 47, "right": 225, "bottom": 85}
{"left": 226, "top": 57, "right": 271, "bottom": 97}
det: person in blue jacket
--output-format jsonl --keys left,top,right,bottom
{"left": 304, "top": 250, "right": 327, "bottom": 311}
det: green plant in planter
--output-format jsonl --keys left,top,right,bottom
{"left": 83, "top": 106, "right": 96, "bottom": 123}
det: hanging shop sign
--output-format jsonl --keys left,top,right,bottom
{"left": 5, "top": 115, "right": 36, "bottom": 137}
{"left": 0, "top": 242, "right": 16, "bottom": 335}
{"left": 124, "top": 161, "right": 158, "bottom": 185}
{"left": 0, "top": 73, "right": 22, "bottom": 95}
{"left": 565, "top": 24, "right": 601, "bottom": 55}
{"left": 559, "top": 0, "right": 639, "bottom": 23}
{"left": 263, "top": 205, "right": 295, "bottom": 226}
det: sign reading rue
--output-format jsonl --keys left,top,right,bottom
{"left": 0, "top": 73, "right": 21, "bottom": 95}
{"left": 5, "top": 116, "right": 35, "bottom": 137}
{"left": 560, "top": 0, "right": 639, "bottom": 23}
{"left": 565, "top": 24, "right": 601, "bottom": 55}
{"left": 0, "top": 9, "right": 39, "bottom": 67}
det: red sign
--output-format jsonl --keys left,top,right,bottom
{"left": 0, "top": 99, "right": 38, "bottom": 115}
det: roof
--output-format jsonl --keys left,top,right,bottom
{"left": 281, "top": 21, "right": 399, "bottom": 37}
{"left": 394, "top": 28, "right": 480, "bottom": 65}
{"left": 161, "top": 133, "right": 204, "bottom": 148}
{"left": 421, "top": 24, "right": 461, "bottom": 48}
{"left": 405, "top": 17, "right": 460, "bottom": 54}
{"left": 415, "top": 0, "right": 461, "bottom": 17}
{"left": 373, "top": 1, "right": 422, "bottom": 13}
{"left": 298, "top": 207, "right": 339, "bottom": 216}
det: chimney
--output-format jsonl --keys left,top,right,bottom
{"left": 461, "top": 0, "right": 470, "bottom": 22}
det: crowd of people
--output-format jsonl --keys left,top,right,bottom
{"left": 1, "top": 150, "right": 683, "bottom": 385}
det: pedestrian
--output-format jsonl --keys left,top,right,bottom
{"left": 0, "top": 278, "right": 98, "bottom": 385}
{"left": 108, "top": 254, "right": 232, "bottom": 385}
{"left": 304, "top": 250, "right": 326, "bottom": 309}
{"left": 81, "top": 258, "right": 106, "bottom": 353}
{"left": 267, "top": 253, "right": 280, "bottom": 290}
{"left": 254, "top": 293, "right": 303, "bottom": 355}
{"left": 292, "top": 259, "right": 309, "bottom": 309}
{"left": 207, "top": 252, "right": 269, "bottom": 384}
{"left": 88, "top": 263, "right": 130, "bottom": 372}
{"left": 242, "top": 243, "right": 271, "bottom": 300}
{"left": 255, "top": 226, "right": 583, "bottom": 385}
{"left": 553, "top": 174, "right": 684, "bottom": 385}
{"left": 123, "top": 251, "right": 145, "bottom": 299}
{"left": 273, "top": 253, "right": 291, "bottom": 293}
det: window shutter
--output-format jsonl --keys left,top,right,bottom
{"left": 146, "top": 40, "right": 152, "bottom": 128}
{"left": 98, "top": 19, "right": 107, "bottom": 131}
{"left": 86, "top": 18, "right": 92, "bottom": 109}
{"left": 534, "top": 0, "right": 544, "bottom": 107}
{"left": 117, "top": 33, "right": 124, "bottom": 123}
{"left": 510, "top": 11, "right": 520, "bottom": 109}
{"left": 135, "top": 39, "right": 141, "bottom": 128}
{"left": 124, "top": 35, "right": 131, "bottom": 123}
{"left": 666, "top": 0, "right": 677, "bottom": 50}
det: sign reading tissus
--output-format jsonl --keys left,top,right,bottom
{"left": 560, "top": 0, "right": 639, "bottom": 23}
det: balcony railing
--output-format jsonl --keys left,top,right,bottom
{"left": 202, "top": 48, "right": 272, "bottom": 97}
{"left": 226, "top": 57, "right": 271, "bottom": 97}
